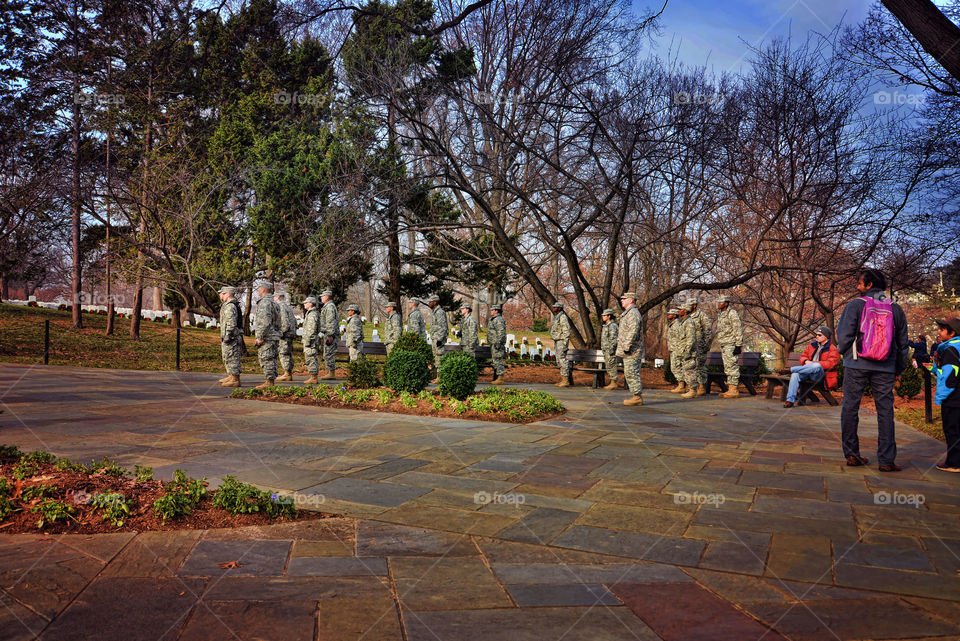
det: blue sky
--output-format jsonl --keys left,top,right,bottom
{"left": 648, "top": 0, "right": 874, "bottom": 72}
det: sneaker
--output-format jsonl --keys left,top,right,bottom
{"left": 845, "top": 455, "right": 868, "bottom": 467}
{"left": 878, "top": 464, "right": 903, "bottom": 473}
{"left": 783, "top": 401, "right": 794, "bottom": 408}
{"left": 936, "top": 463, "right": 960, "bottom": 473}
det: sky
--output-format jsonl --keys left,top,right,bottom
{"left": 646, "top": 0, "right": 874, "bottom": 73}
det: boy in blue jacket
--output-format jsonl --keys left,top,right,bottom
{"left": 930, "top": 318, "right": 960, "bottom": 472}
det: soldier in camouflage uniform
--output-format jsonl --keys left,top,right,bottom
{"left": 218, "top": 286, "right": 244, "bottom": 388}
{"left": 383, "top": 302, "right": 402, "bottom": 355}
{"left": 714, "top": 294, "right": 744, "bottom": 399}
{"left": 301, "top": 296, "right": 320, "bottom": 384}
{"left": 488, "top": 304, "right": 507, "bottom": 385}
{"left": 666, "top": 308, "right": 686, "bottom": 394}
{"left": 427, "top": 295, "right": 447, "bottom": 378}
{"left": 550, "top": 300, "right": 572, "bottom": 387}
{"left": 274, "top": 293, "right": 298, "bottom": 382}
{"left": 615, "top": 293, "right": 644, "bottom": 405}
{"left": 600, "top": 308, "right": 620, "bottom": 390}
{"left": 406, "top": 298, "right": 427, "bottom": 343}
{"left": 677, "top": 303, "right": 702, "bottom": 399}
{"left": 345, "top": 304, "right": 364, "bottom": 361}
{"left": 687, "top": 297, "right": 711, "bottom": 394}
{"left": 317, "top": 290, "right": 339, "bottom": 379}
{"left": 459, "top": 302, "right": 479, "bottom": 356}
{"left": 253, "top": 281, "right": 282, "bottom": 389}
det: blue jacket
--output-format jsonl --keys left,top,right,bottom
{"left": 933, "top": 337, "right": 960, "bottom": 407}
{"left": 835, "top": 288, "right": 909, "bottom": 375}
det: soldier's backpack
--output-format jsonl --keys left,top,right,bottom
{"left": 854, "top": 296, "right": 894, "bottom": 362}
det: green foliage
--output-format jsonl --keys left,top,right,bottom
{"left": 895, "top": 364, "right": 923, "bottom": 399}
{"left": 467, "top": 388, "right": 565, "bottom": 422}
{"left": 11, "top": 460, "right": 38, "bottom": 480}
{"left": 55, "top": 457, "right": 86, "bottom": 473}
{"left": 393, "top": 332, "right": 435, "bottom": 364}
{"left": 212, "top": 475, "right": 294, "bottom": 518}
{"left": 374, "top": 389, "right": 392, "bottom": 405}
{"left": 531, "top": 318, "right": 548, "bottom": 332}
{"left": 0, "top": 476, "right": 9, "bottom": 497}
{"left": 437, "top": 351, "right": 479, "bottom": 400}
{"left": 152, "top": 491, "right": 195, "bottom": 524}
{"left": 91, "top": 493, "right": 131, "bottom": 527}
{"left": 86, "top": 457, "right": 126, "bottom": 477}
{"left": 0, "top": 445, "right": 23, "bottom": 460}
{"left": 383, "top": 349, "right": 431, "bottom": 393}
{"left": 347, "top": 355, "right": 381, "bottom": 388}
{"left": 399, "top": 391, "right": 417, "bottom": 408}
{"left": 134, "top": 465, "right": 154, "bottom": 482}
{"left": 0, "top": 496, "right": 17, "bottom": 521}
{"left": 171, "top": 469, "right": 207, "bottom": 504}
{"left": 22, "top": 450, "right": 55, "bottom": 464}
{"left": 31, "top": 499, "right": 75, "bottom": 529}
{"left": 21, "top": 484, "right": 51, "bottom": 500}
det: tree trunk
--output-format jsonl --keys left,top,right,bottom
{"left": 243, "top": 246, "right": 254, "bottom": 334}
{"left": 70, "top": 19, "right": 82, "bottom": 329}
{"left": 0, "top": 274, "right": 6, "bottom": 302}
{"left": 386, "top": 105, "right": 402, "bottom": 306}
{"left": 882, "top": 0, "right": 960, "bottom": 83}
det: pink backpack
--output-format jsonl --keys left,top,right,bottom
{"left": 854, "top": 296, "right": 894, "bottom": 361}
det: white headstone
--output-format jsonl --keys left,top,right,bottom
{"left": 654, "top": 358, "right": 664, "bottom": 368}
{"left": 371, "top": 329, "right": 381, "bottom": 342}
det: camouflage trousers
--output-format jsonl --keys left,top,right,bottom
{"left": 348, "top": 342, "right": 363, "bottom": 362}
{"left": 433, "top": 343, "right": 445, "bottom": 370}
{"left": 303, "top": 343, "right": 319, "bottom": 375}
{"left": 622, "top": 355, "right": 643, "bottom": 396}
{"left": 555, "top": 339, "right": 570, "bottom": 377}
{"left": 720, "top": 344, "right": 740, "bottom": 386}
{"left": 603, "top": 350, "right": 619, "bottom": 384}
{"left": 682, "top": 356, "right": 700, "bottom": 389}
{"left": 695, "top": 342, "right": 708, "bottom": 385}
{"left": 257, "top": 339, "right": 279, "bottom": 381}
{"left": 385, "top": 343, "right": 395, "bottom": 357}
{"left": 278, "top": 338, "right": 294, "bottom": 374}
{"left": 322, "top": 336, "right": 337, "bottom": 373}
{"left": 670, "top": 352, "right": 681, "bottom": 383}
{"left": 221, "top": 340, "right": 242, "bottom": 376}
{"left": 492, "top": 348, "right": 506, "bottom": 376}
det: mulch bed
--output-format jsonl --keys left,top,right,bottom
{"left": 0, "top": 460, "right": 334, "bottom": 535}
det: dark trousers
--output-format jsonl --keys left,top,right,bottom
{"left": 943, "top": 405, "right": 960, "bottom": 468}
{"left": 841, "top": 368, "right": 897, "bottom": 466}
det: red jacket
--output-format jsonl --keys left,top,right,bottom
{"left": 800, "top": 341, "right": 840, "bottom": 388}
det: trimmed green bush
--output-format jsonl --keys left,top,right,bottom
{"left": 437, "top": 351, "right": 479, "bottom": 400}
{"left": 383, "top": 350, "right": 431, "bottom": 394}
{"left": 895, "top": 364, "right": 923, "bottom": 399}
{"left": 347, "top": 355, "right": 381, "bottom": 389}
{"left": 393, "top": 332, "right": 434, "bottom": 365}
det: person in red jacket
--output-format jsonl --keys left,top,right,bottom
{"left": 784, "top": 326, "right": 840, "bottom": 408}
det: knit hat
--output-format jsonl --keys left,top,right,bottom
{"left": 817, "top": 326, "right": 833, "bottom": 340}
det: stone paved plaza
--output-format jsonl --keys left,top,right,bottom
{"left": 1, "top": 363, "right": 960, "bottom": 640}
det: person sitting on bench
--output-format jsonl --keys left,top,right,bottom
{"left": 784, "top": 326, "right": 840, "bottom": 408}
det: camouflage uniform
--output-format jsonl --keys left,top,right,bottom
{"left": 430, "top": 301, "right": 448, "bottom": 369}
{"left": 689, "top": 306, "right": 712, "bottom": 386}
{"left": 276, "top": 299, "right": 298, "bottom": 375}
{"left": 601, "top": 315, "right": 619, "bottom": 384}
{"left": 219, "top": 298, "right": 243, "bottom": 376}
{"left": 302, "top": 304, "right": 320, "bottom": 376}
{"left": 407, "top": 305, "right": 428, "bottom": 343}
{"left": 550, "top": 307, "right": 572, "bottom": 379}
{"left": 678, "top": 314, "right": 699, "bottom": 390}
{"left": 488, "top": 311, "right": 507, "bottom": 377}
{"left": 615, "top": 305, "right": 643, "bottom": 396}
{"left": 460, "top": 312, "right": 479, "bottom": 356}
{"left": 667, "top": 316, "right": 683, "bottom": 381}
{"left": 714, "top": 304, "right": 744, "bottom": 386}
{"left": 254, "top": 295, "right": 281, "bottom": 381}
{"left": 319, "top": 297, "right": 339, "bottom": 373}
{"left": 345, "top": 309, "right": 364, "bottom": 361}
{"left": 384, "top": 308, "right": 402, "bottom": 355}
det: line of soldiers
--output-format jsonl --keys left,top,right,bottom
{"left": 217, "top": 282, "right": 511, "bottom": 388}
{"left": 665, "top": 295, "right": 743, "bottom": 399}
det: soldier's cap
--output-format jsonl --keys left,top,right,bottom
{"left": 680, "top": 301, "right": 693, "bottom": 311}
{"left": 385, "top": 301, "right": 397, "bottom": 308}
{"left": 490, "top": 303, "right": 503, "bottom": 311}
{"left": 620, "top": 291, "right": 637, "bottom": 300}
{"left": 601, "top": 308, "right": 615, "bottom": 317}
{"left": 459, "top": 301, "right": 472, "bottom": 310}
{"left": 686, "top": 296, "right": 698, "bottom": 306}
{"left": 716, "top": 295, "right": 730, "bottom": 303}
{"left": 303, "top": 296, "right": 318, "bottom": 306}
{"left": 218, "top": 286, "right": 235, "bottom": 295}
{"left": 256, "top": 280, "right": 274, "bottom": 292}
{"left": 319, "top": 289, "right": 333, "bottom": 298}
{"left": 408, "top": 297, "right": 420, "bottom": 305}
{"left": 667, "top": 308, "right": 679, "bottom": 315}
{"left": 346, "top": 304, "right": 360, "bottom": 312}
{"left": 426, "top": 294, "right": 439, "bottom": 303}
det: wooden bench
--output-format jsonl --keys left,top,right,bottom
{"left": 762, "top": 354, "right": 838, "bottom": 406}
{"left": 564, "top": 349, "right": 620, "bottom": 388}
{"left": 704, "top": 351, "right": 761, "bottom": 396}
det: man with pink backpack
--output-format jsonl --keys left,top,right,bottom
{"left": 836, "top": 269, "right": 910, "bottom": 472}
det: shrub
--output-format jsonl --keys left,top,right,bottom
{"left": 383, "top": 350, "right": 431, "bottom": 394}
{"left": 393, "top": 332, "right": 435, "bottom": 365}
{"left": 213, "top": 475, "right": 295, "bottom": 518}
{"left": 31, "top": 499, "right": 75, "bottom": 528}
{"left": 91, "top": 492, "right": 131, "bottom": 527}
{"left": 134, "top": 465, "right": 154, "bottom": 482}
{"left": 347, "top": 355, "right": 381, "bottom": 389}
{"left": 0, "top": 445, "right": 23, "bottom": 460}
{"left": 531, "top": 318, "right": 549, "bottom": 332}
{"left": 152, "top": 490, "right": 194, "bottom": 523}
{"left": 437, "top": 351, "right": 479, "bottom": 400}
{"left": 895, "top": 364, "right": 923, "bottom": 399}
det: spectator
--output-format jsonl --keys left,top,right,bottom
{"left": 836, "top": 269, "right": 909, "bottom": 472}
{"left": 930, "top": 318, "right": 960, "bottom": 473}
{"left": 783, "top": 326, "right": 840, "bottom": 408}
{"left": 909, "top": 333, "right": 930, "bottom": 367}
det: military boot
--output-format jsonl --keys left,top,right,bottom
{"left": 218, "top": 375, "right": 231, "bottom": 383}
{"left": 304, "top": 375, "right": 319, "bottom": 385}
{"left": 556, "top": 378, "right": 570, "bottom": 388}
{"left": 220, "top": 375, "right": 240, "bottom": 388}
{"left": 623, "top": 394, "right": 644, "bottom": 406}
{"left": 696, "top": 385, "right": 707, "bottom": 397}
{"left": 603, "top": 380, "right": 619, "bottom": 390}
{"left": 255, "top": 379, "right": 275, "bottom": 390}
{"left": 490, "top": 375, "right": 504, "bottom": 386}
{"left": 275, "top": 371, "right": 292, "bottom": 382}
{"left": 321, "top": 371, "right": 336, "bottom": 380}
{"left": 720, "top": 388, "right": 739, "bottom": 399}
{"left": 680, "top": 386, "right": 698, "bottom": 399}
{"left": 669, "top": 382, "right": 686, "bottom": 394}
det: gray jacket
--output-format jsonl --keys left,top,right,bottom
{"left": 836, "top": 288, "right": 908, "bottom": 374}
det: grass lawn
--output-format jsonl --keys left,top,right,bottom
{"left": 895, "top": 406, "right": 945, "bottom": 442}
